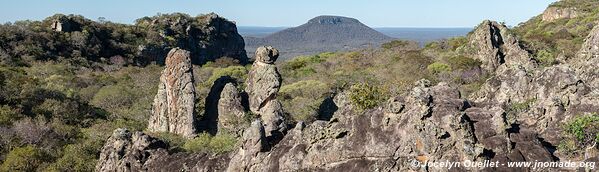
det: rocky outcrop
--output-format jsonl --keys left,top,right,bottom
{"left": 50, "top": 15, "right": 81, "bottom": 32}
{"left": 245, "top": 46, "right": 286, "bottom": 136}
{"left": 466, "top": 20, "right": 535, "bottom": 72}
{"left": 95, "top": 128, "right": 167, "bottom": 172}
{"left": 542, "top": 6, "right": 579, "bottom": 22}
{"left": 217, "top": 83, "right": 246, "bottom": 135}
{"left": 226, "top": 120, "right": 267, "bottom": 172}
{"left": 138, "top": 13, "right": 248, "bottom": 65}
{"left": 96, "top": 128, "right": 231, "bottom": 172}
{"left": 148, "top": 48, "right": 197, "bottom": 138}
{"left": 574, "top": 25, "right": 599, "bottom": 89}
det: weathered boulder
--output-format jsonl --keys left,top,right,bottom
{"left": 217, "top": 83, "right": 246, "bottom": 135}
{"left": 148, "top": 48, "right": 197, "bottom": 138}
{"left": 245, "top": 46, "right": 286, "bottom": 136}
{"left": 95, "top": 128, "right": 167, "bottom": 172}
{"left": 542, "top": 6, "right": 579, "bottom": 22}
{"left": 467, "top": 20, "right": 535, "bottom": 72}
{"left": 96, "top": 128, "right": 231, "bottom": 172}
{"left": 226, "top": 120, "right": 267, "bottom": 172}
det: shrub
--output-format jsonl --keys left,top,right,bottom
{"left": 91, "top": 84, "right": 135, "bottom": 110}
{"left": 427, "top": 62, "right": 451, "bottom": 74}
{"left": 46, "top": 138, "right": 103, "bottom": 172}
{"left": 0, "top": 105, "right": 22, "bottom": 126}
{"left": 349, "top": 83, "right": 384, "bottom": 111}
{"left": 447, "top": 55, "right": 482, "bottom": 70}
{"left": 534, "top": 50, "right": 556, "bottom": 66}
{"left": 183, "top": 133, "right": 237, "bottom": 154}
{"left": 559, "top": 113, "right": 599, "bottom": 155}
{"left": 447, "top": 37, "right": 468, "bottom": 50}
{"left": 152, "top": 132, "right": 186, "bottom": 149}
{"left": 1, "top": 145, "right": 48, "bottom": 172}
{"left": 564, "top": 114, "right": 599, "bottom": 144}
{"left": 204, "top": 66, "right": 248, "bottom": 86}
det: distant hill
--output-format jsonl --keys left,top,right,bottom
{"left": 244, "top": 15, "right": 395, "bottom": 60}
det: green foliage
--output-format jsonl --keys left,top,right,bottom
{"left": 204, "top": 66, "right": 248, "bottom": 86}
{"left": 427, "top": 62, "right": 451, "bottom": 74}
{"left": 46, "top": 138, "right": 104, "bottom": 172}
{"left": 349, "top": 83, "right": 384, "bottom": 111}
{"left": 564, "top": 114, "right": 599, "bottom": 143}
{"left": 91, "top": 84, "right": 135, "bottom": 111}
{"left": 152, "top": 132, "right": 186, "bottom": 149}
{"left": 447, "top": 37, "right": 468, "bottom": 50}
{"left": 533, "top": 49, "right": 556, "bottom": 66}
{"left": 446, "top": 55, "right": 482, "bottom": 70}
{"left": 559, "top": 113, "right": 599, "bottom": 155}
{"left": 183, "top": 133, "right": 237, "bottom": 154}
{"left": 1, "top": 146, "right": 48, "bottom": 172}
{"left": 0, "top": 105, "right": 22, "bottom": 126}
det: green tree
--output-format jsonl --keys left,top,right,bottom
{"left": 1, "top": 145, "right": 47, "bottom": 171}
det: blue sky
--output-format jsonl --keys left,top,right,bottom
{"left": 0, "top": 0, "right": 557, "bottom": 28}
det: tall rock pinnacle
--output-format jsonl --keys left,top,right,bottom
{"left": 148, "top": 48, "right": 197, "bottom": 138}
{"left": 245, "top": 46, "right": 286, "bottom": 136}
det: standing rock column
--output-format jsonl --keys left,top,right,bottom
{"left": 217, "top": 83, "right": 246, "bottom": 135}
{"left": 148, "top": 48, "right": 197, "bottom": 138}
{"left": 245, "top": 46, "right": 286, "bottom": 136}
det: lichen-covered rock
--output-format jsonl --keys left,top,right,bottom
{"left": 467, "top": 20, "right": 535, "bottom": 72}
{"left": 95, "top": 128, "right": 167, "bottom": 172}
{"left": 574, "top": 25, "right": 599, "bottom": 89}
{"left": 542, "top": 6, "right": 579, "bottom": 22}
{"left": 148, "top": 48, "right": 197, "bottom": 138}
{"left": 217, "top": 83, "right": 246, "bottom": 135}
{"left": 226, "top": 120, "right": 267, "bottom": 172}
{"left": 245, "top": 46, "right": 286, "bottom": 136}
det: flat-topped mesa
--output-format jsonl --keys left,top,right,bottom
{"left": 148, "top": 48, "right": 197, "bottom": 138}
{"left": 467, "top": 20, "right": 534, "bottom": 72}
{"left": 245, "top": 46, "right": 286, "bottom": 136}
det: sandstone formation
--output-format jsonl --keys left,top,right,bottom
{"left": 148, "top": 48, "right": 197, "bottom": 138}
{"left": 217, "top": 83, "right": 246, "bottom": 135}
{"left": 245, "top": 46, "right": 286, "bottom": 136}
{"left": 542, "top": 6, "right": 579, "bottom": 22}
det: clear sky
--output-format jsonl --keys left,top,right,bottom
{"left": 0, "top": 0, "right": 557, "bottom": 28}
